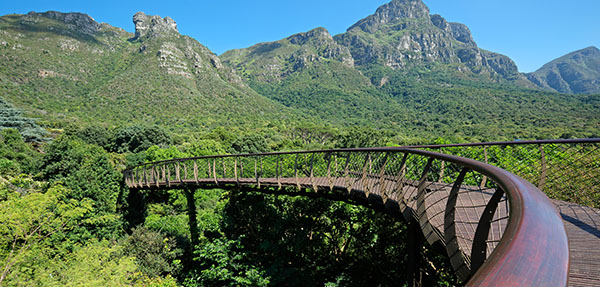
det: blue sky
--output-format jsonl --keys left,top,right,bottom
{"left": 1, "top": 0, "right": 598, "bottom": 72}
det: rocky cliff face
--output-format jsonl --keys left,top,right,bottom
{"left": 334, "top": 0, "right": 520, "bottom": 79}
{"left": 133, "top": 12, "right": 178, "bottom": 39}
{"left": 130, "top": 12, "right": 243, "bottom": 84}
{"left": 27, "top": 11, "right": 101, "bottom": 35}
{"left": 222, "top": 27, "right": 357, "bottom": 82}
{"left": 348, "top": 0, "right": 430, "bottom": 33}
{"left": 526, "top": 46, "right": 600, "bottom": 94}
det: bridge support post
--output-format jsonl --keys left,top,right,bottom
{"left": 185, "top": 188, "right": 200, "bottom": 251}
{"left": 407, "top": 219, "right": 422, "bottom": 287}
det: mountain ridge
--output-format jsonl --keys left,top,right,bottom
{"left": 526, "top": 46, "right": 600, "bottom": 94}
{"left": 0, "top": 7, "right": 599, "bottom": 141}
{"left": 0, "top": 11, "right": 299, "bottom": 131}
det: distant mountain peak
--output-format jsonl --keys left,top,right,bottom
{"left": 287, "top": 27, "right": 332, "bottom": 45}
{"left": 133, "top": 12, "right": 178, "bottom": 40}
{"left": 348, "top": 0, "right": 429, "bottom": 33}
{"left": 27, "top": 11, "right": 100, "bottom": 35}
{"left": 574, "top": 46, "right": 600, "bottom": 57}
{"left": 527, "top": 46, "right": 600, "bottom": 94}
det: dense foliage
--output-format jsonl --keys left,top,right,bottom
{"left": 0, "top": 126, "right": 466, "bottom": 286}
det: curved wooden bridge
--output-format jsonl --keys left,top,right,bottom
{"left": 124, "top": 140, "right": 600, "bottom": 286}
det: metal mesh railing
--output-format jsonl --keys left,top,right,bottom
{"left": 416, "top": 139, "right": 600, "bottom": 208}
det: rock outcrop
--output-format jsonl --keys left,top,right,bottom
{"left": 27, "top": 11, "right": 100, "bottom": 35}
{"left": 334, "top": 0, "right": 519, "bottom": 79}
{"left": 348, "top": 0, "right": 430, "bottom": 33}
{"left": 222, "top": 27, "right": 357, "bottom": 82}
{"left": 133, "top": 12, "right": 178, "bottom": 39}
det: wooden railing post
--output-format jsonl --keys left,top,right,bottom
{"left": 310, "top": 153, "right": 317, "bottom": 192}
{"left": 276, "top": 155, "right": 281, "bottom": 190}
{"left": 213, "top": 159, "right": 218, "bottom": 185}
{"left": 378, "top": 153, "right": 389, "bottom": 201}
{"left": 194, "top": 160, "right": 198, "bottom": 183}
{"left": 416, "top": 158, "right": 436, "bottom": 244}
{"left": 326, "top": 152, "right": 334, "bottom": 191}
{"left": 234, "top": 157, "right": 239, "bottom": 186}
{"left": 343, "top": 153, "right": 351, "bottom": 192}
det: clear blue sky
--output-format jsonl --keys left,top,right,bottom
{"left": 2, "top": 0, "right": 598, "bottom": 72}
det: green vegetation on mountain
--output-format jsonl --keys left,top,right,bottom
{"left": 527, "top": 46, "right": 600, "bottom": 94}
{"left": 221, "top": 0, "right": 600, "bottom": 140}
{"left": 0, "top": 11, "right": 300, "bottom": 132}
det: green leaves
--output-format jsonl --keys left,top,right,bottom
{"left": 184, "top": 239, "right": 270, "bottom": 287}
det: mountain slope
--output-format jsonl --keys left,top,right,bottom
{"left": 0, "top": 11, "right": 298, "bottom": 130}
{"left": 526, "top": 46, "right": 600, "bottom": 94}
{"left": 221, "top": 27, "right": 413, "bottom": 126}
{"left": 0, "top": 7, "right": 598, "bottom": 141}
{"left": 220, "top": 0, "right": 600, "bottom": 139}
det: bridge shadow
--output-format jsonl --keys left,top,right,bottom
{"left": 555, "top": 201, "right": 600, "bottom": 239}
{"left": 561, "top": 213, "right": 600, "bottom": 239}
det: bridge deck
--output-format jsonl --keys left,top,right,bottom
{"left": 133, "top": 176, "right": 599, "bottom": 286}
{"left": 553, "top": 200, "right": 600, "bottom": 287}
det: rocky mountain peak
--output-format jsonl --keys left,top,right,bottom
{"left": 348, "top": 0, "right": 430, "bottom": 33}
{"left": 133, "top": 12, "right": 178, "bottom": 39}
{"left": 526, "top": 46, "right": 600, "bottom": 94}
{"left": 287, "top": 27, "right": 332, "bottom": 45}
{"left": 27, "top": 11, "right": 100, "bottom": 35}
{"left": 572, "top": 46, "right": 600, "bottom": 58}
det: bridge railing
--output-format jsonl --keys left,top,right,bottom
{"left": 413, "top": 138, "right": 600, "bottom": 208}
{"left": 124, "top": 148, "right": 569, "bottom": 286}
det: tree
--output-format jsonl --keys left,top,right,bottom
{"left": 41, "top": 136, "right": 123, "bottom": 239}
{"left": 0, "top": 129, "right": 39, "bottom": 175}
{"left": 0, "top": 97, "right": 47, "bottom": 143}
{"left": 0, "top": 184, "right": 93, "bottom": 284}
{"left": 111, "top": 125, "right": 172, "bottom": 153}
{"left": 231, "top": 134, "right": 269, "bottom": 154}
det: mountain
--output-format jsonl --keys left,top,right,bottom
{"left": 0, "top": 11, "right": 297, "bottom": 130}
{"left": 220, "top": 0, "right": 600, "bottom": 139}
{"left": 225, "top": 0, "right": 533, "bottom": 87}
{"left": 526, "top": 46, "right": 600, "bottom": 94}
{"left": 221, "top": 27, "right": 413, "bottom": 127}
{"left": 334, "top": 0, "right": 522, "bottom": 80}
{"left": 0, "top": 6, "right": 598, "bottom": 141}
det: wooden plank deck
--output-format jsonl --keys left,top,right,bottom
{"left": 553, "top": 200, "right": 600, "bottom": 287}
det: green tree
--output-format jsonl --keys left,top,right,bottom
{"left": 41, "top": 136, "right": 123, "bottom": 240}
{"left": 231, "top": 134, "right": 270, "bottom": 154}
{"left": 0, "top": 129, "right": 39, "bottom": 175}
{"left": 112, "top": 125, "right": 172, "bottom": 153}
{"left": 0, "top": 184, "right": 94, "bottom": 284}
{"left": 183, "top": 239, "right": 270, "bottom": 287}
{"left": 123, "top": 226, "right": 182, "bottom": 278}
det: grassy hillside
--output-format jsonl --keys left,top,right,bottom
{"left": 0, "top": 12, "right": 301, "bottom": 133}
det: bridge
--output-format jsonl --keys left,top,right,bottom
{"left": 124, "top": 139, "right": 600, "bottom": 286}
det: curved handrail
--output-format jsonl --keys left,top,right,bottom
{"left": 123, "top": 148, "right": 569, "bottom": 286}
